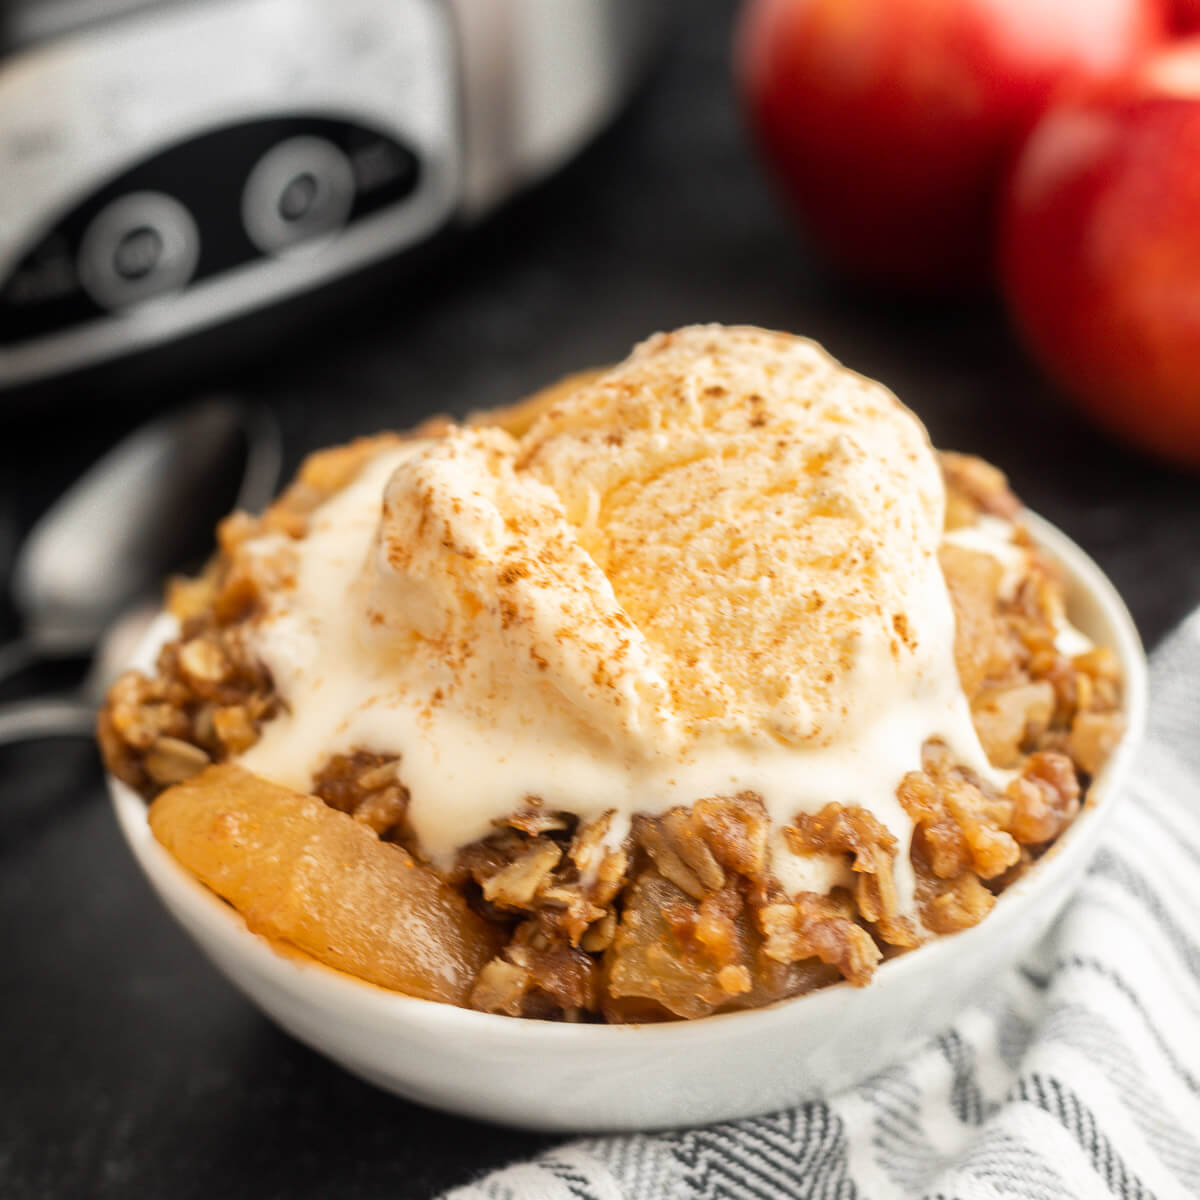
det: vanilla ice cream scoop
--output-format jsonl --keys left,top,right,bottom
{"left": 237, "top": 326, "right": 999, "bottom": 909}
{"left": 518, "top": 326, "right": 947, "bottom": 748}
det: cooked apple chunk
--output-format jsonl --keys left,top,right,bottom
{"left": 149, "top": 764, "right": 503, "bottom": 1003}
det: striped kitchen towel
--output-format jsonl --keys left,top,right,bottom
{"left": 445, "top": 608, "right": 1200, "bottom": 1200}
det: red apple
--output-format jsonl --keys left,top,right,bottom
{"left": 1170, "top": 0, "right": 1200, "bottom": 32}
{"left": 1000, "top": 39, "right": 1200, "bottom": 466}
{"left": 737, "top": 0, "right": 1166, "bottom": 293}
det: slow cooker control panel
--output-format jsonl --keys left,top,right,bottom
{"left": 0, "top": 0, "right": 460, "bottom": 387}
{"left": 1, "top": 117, "right": 422, "bottom": 346}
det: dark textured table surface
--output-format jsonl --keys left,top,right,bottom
{"left": 3, "top": 3, "right": 1199, "bottom": 1197}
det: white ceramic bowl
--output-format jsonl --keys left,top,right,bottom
{"left": 109, "top": 511, "right": 1147, "bottom": 1132}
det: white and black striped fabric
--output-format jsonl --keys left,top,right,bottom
{"left": 445, "top": 609, "right": 1200, "bottom": 1200}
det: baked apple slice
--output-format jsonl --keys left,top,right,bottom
{"left": 149, "top": 764, "right": 503, "bottom": 1004}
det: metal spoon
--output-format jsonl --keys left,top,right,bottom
{"left": 0, "top": 601, "right": 162, "bottom": 742}
{"left": 0, "top": 399, "right": 281, "bottom": 742}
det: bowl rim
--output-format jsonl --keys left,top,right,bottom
{"left": 109, "top": 506, "right": 1148, "bottom": 1045}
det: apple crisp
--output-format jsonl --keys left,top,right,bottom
{"left": 99, "top": 327, "right": 1124, "bottom": 1022}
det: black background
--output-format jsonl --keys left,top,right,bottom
{"left": 2, "top": 2, "right": 1198, "bottom": 1197}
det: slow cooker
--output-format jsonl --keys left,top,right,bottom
{"left": 0, "top": 0, "right": 669, "bottom": 391}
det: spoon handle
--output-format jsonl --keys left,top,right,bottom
{"left": 0, "top": 638, "right": 40, "bottom": 688}
{"left": 0, "top": 696, "right": 96, "bottom": 744}
{"left": 0, "top": 634, "right": 91, "bottom": 690}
